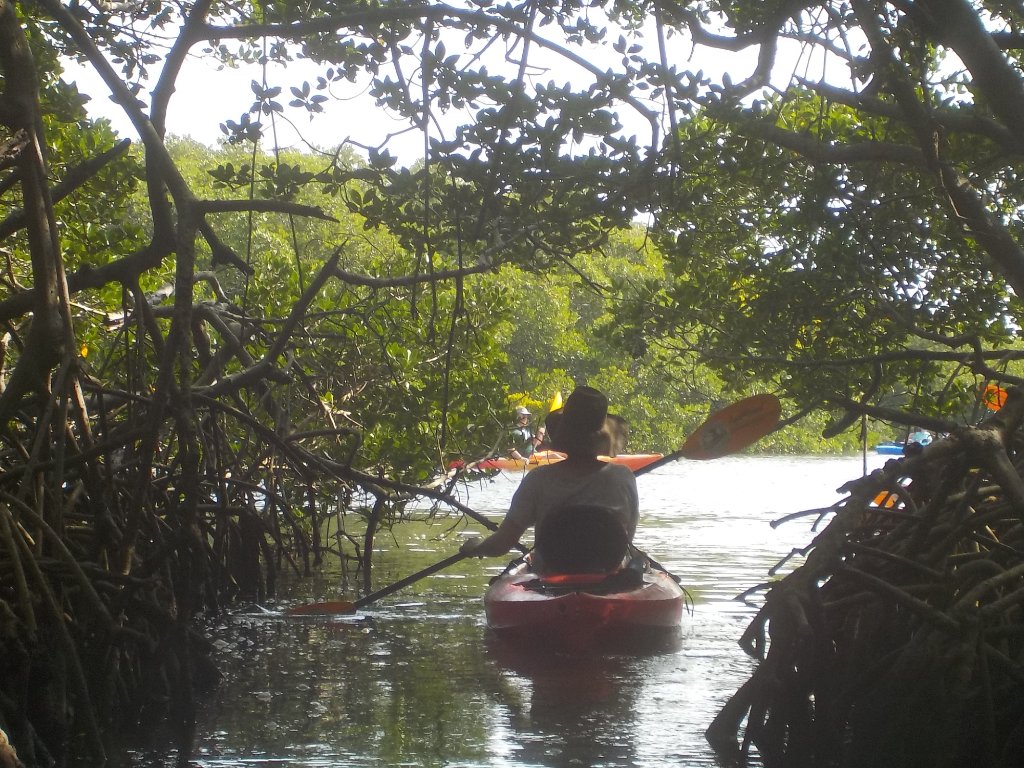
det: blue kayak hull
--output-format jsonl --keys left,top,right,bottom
{"left": 875, "top": 443, "right": 904, "bottom": 455}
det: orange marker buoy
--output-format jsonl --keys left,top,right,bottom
{"left": 983, "top": 383, "right": 1007, "bottom": 411}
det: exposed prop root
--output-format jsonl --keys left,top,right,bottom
{"left": 709, "top": 388, "right": 1024, "bottom": 768}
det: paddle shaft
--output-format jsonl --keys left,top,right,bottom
{"left": 287, "top": 551, "right": 471, "bottom": 614}
{"left": 352, "top": 551, "right": 469, "bottom": 610}
{"left": 632, "top": 445, "right": 703, "bottom": 476}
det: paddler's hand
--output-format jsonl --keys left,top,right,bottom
{"left": 460, "top": 536, "right": 484, "bottom": 556}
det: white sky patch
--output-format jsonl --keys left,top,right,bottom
{"left": 60, "top": 15, "right": 818, "bottom": 166}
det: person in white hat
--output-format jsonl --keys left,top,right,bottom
{"left": 462, "top": 386, "right": 639, "bottom": 572}
{"left": 508, "top": 405, "right": 544, "bottom": 461}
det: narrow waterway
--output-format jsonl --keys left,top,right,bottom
{"left": 116, "top": 454, "right": 888, "bottom": 767}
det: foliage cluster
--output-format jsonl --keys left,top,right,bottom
{"left": 626, "top": 2, "right": 1024, "bottom": 441}
{"left": 1, "top": 0, "right": 1024, "bottom": 765}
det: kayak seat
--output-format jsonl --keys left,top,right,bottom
{"left": 523, "top": 559, "right": 646, "bottom": 595}
{"left": 533, "top": 504, "right": 630, "bottom": 575}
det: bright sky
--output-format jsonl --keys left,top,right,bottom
{"left": 63, "top": 20, "right": 819, "bottom": 165}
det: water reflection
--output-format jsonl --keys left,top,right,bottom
{"left": 485, "top": 634, "right": 690, "bottom": 768}
{"left": 186, "top": 610, "right": 499, "bottom": 767}
{"left": 489, "top": 645, "right": 637, "bottom": 765}
{"left": 105, "top": 455, "right": 884, "bottom": 768}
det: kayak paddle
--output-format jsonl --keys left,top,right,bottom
{"left": 286, "top": 551, "right": 470, "bottom": 615}
{"left": 286, "top": 393, "right": 781, "bottom": 615}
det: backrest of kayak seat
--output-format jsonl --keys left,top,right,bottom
{"left": 534, "top": 505, "right": 629, "bottom": 573}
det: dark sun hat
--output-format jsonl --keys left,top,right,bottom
{"left": 550, "top": 386, "right": 609, "bottom": 455}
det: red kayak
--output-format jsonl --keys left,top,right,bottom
{"left": 484, "top": 561, "right": 685, "bottom": 652}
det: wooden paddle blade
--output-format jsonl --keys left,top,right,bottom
{"left": 286, "top": 600, "right": 357, "bottom": 616}
{"left": 678, "top": 394, "right": 781, "bottom": 460}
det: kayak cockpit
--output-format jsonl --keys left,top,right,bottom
{"left": 484, "top": 560, "right": 686, "bottom": 653}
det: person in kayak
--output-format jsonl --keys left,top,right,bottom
{"left": 508, "top": 405, "right": 544, "bottom": 462}
{"left": 460, "top": 386, "right": 639, "bottom": 572}
{"left": 907, "top": 426, "right": 932, "bottom": 446}
{"left": 543, "top": 407, "right": 628, "bottom": 456}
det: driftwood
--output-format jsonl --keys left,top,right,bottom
{"left": 708, "top": 388, "right": 1024, "bottom": 768}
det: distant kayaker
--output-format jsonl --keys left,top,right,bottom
{"left": 908, "top": 427, "right": 932, "bottom": 446}
{"left": 461, "top": 386, "right": 639, "bottom": 572}
{"left": 508, "top": 405, "right": 544, "bottom": 461}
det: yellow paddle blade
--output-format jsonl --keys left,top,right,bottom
{"left": 549, "top": 390, "right": 563, "bottom": 411}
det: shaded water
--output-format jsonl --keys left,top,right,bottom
{"left": 118, "top": 455, "right": 887, "bottom": 767}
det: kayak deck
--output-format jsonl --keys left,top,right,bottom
{"left": 484, "top": 562, "right": 685, "bottom": 652}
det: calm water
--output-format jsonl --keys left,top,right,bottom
{"left": 120, "top": 455, "right": 887, "bottom": 768}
